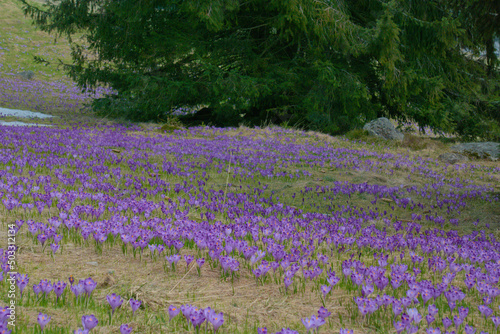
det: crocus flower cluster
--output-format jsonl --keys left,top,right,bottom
{"left": 301, "top": 307, "right": 331, "bottom": 333}
{"left": 169, "top": 304, "right": 224, "bottom": 332}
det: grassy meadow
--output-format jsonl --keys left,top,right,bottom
{"left": 0, "top": 1, "right": 500, "bottom": 334}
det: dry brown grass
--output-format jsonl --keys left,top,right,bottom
{"left": 0, "top": 225, "right": 357, "bottom": 333}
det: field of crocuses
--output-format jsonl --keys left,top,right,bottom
{"left": 1, "top": 0, "right": 500, "bottom": 332}
{"left": 0, "top": 75, "right": 113, "bottom": 116}
{"left": 0, "top": 119, "right": 499, "bottom": 334}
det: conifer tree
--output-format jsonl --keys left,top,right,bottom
{"left": 21, "top": 0, "right": 499, "bottom": 139}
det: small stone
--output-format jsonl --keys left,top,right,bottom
{"left": 438, "top": 152, "right": 469, "bottom": 164}
{"left": 363, "top": 117, "right": 404, "bottom": 141}
{"left": 86, "top": 261, "right": 98, "bottom": 266}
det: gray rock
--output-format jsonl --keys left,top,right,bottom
{"left": 363, "top": 117, "right": 404, "bottom": 141}
{"left": 438, "top": 152, "right": 469, "bottom": 164}
{"left": 86, "top": 261, "right": 99, "bottom": 266}
{"left": 17, "top": 70, "right": 35, "bottom": 80}
{"left": 451, "top": 142, "right": 500, "bottom": 161}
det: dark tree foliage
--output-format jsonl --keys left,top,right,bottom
{"left": 21, "top": 0, "right": 500, "bottom": 139}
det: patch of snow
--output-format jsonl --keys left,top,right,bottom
{"left": 0, "top": 107, "right": 54, "bottom": 119}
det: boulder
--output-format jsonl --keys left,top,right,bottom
{"left": 17, "top": 70, "right": 35, "bottom": 80}
{"left": 438, "top": 152, "right": 469, "bottom": 164}
{"left": 451, "top": 142, "right": 500, "bottom": 161}
{"left": 363, "top": 117, "right": 404, "bottom": 141}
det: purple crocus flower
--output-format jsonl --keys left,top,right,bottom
{"left": 427, "top": 328, "right": 441, "bottom": 334}
{"left": 54, "top": 234, "right": 63, "bottom": 244}
{"left": 318, "top": 306, "right": 331, "bottom": 319}
{"left": 106, "top": 293, "right": 123, "bottom": 314}
{"left": 394, "top": 321, "right": 406, "bottom": 334}
{"left": 208, "top": 311, "right": 224, "bottom": 332}
{"left": 203, "top": 307, "right": 214, "bottom": 320}
{"left": 16, "top": 274, "right": 29, "bottom": 296}
{"left": 280, "top": 259, "right": 290, "bottom": 270}
{"left": 400, "top": 297, "right": 411, "bottom": 308}
{"left": 362, "top": 283, "right": 375, "bottom": 298}
{"left": 321, "top": 285, "right": 331, "bottom": 298}
{"left": 483, "top": 296, "right": 493, "bottom": 305}
{"left": 443, "top": 317, "right": 452, "bottom": 330}
{"left": 50, "top": 243, "right": 59, "bottom": 254}
{"left": 196, "top": 258, "right": 205, "bottom": 268}
{"left": 53, "top": 281, "right": 67, "bottom": 300}
{"left": 278, "top": 328, "right": 299, "bottom": 334}
{"left": 491, "top": 316, "right": 500, "bottom": 330}
{"left": 190, "top": 309, "right": 206, "bottom": 328}
{"left": 351, "top": 272, "right": 363, "bottom": 286}
{"left": 37, "top": 313, "right": 51, "bottom": 332}
{"left": 184, "top": 255, "right": 194, "bottom": 267}
{"left": 0, "top": 307, "right": 11, "bottom": 323}
{"left": 174, "top": 240, "right": 184, "bottom": 251}
{"left": 166, "top": 254, "right": 181, "bottom": 265}
{"left": 0, "top": 325, "right": 11, "bottom": 334}
{"left": 71, "top": 281, "right": 85, "bottom": 298}
{"left": 39, "top": 279, "right": 53, "bottom": 296}
{"left": 37, "top": 234, "right": 48, "bottom": 246}
{"left": 83, "top": 278, "right": 97, "bottom": 296}
{"left": 81, "top": 315, "right": 98, "bottom": 331}
{"left": 301, "top": 316, "right": 316, "bottom": 332}
{"left": 74, "top": 329, "right": 89, "bottom": 334}
{"left": 284, "top": 277, "right": 293, "bottom": 290}
{"left": 33, "top": 284, "right": 42, "bottom": 297}
{"left": 453, "top": 315, "right": 463, "bottom": 329}
{"left": 339, "top": 329, "right": 354, "bottom": 334}
{"left": 407, "top": 308, "right": 422, "bottom": 324}
{"left": 407, "top": 325, "right": 419, "bottom": 334}
{"left": 312, "top": 315, "right": 325, "bottom": 328}
{"left": 478, "top": 305, "right": 493, "bottom": 319}
{"left": 465, "top": 324, "right": 476, "bottom": 334}
{"left": 168, "top": 305, "right": 180, "bottom": 321}
{"left": 129, "top": 299, "right": 141, "bottom": 315}
{"left": 148, "top": 244, "right": 156, "bottom": 256}
{"left": 257, "top": 327, "right": 268, "bottom": 334}
{"left": 401, "top": 313, "right": 410, "bottom": 327}
{"left": 119, "top": 324, "right": 132, "bottom": 334}
{"left": 181, "top": 304, "right": 196, "bottom": 322}
{"left": 428, "top": 304, "right": 439, "bottom": 317}
{"left": 421, "top": 289, "right": 434, "bottom": 303}
{"left": 391, "top": 277, "right": 403, "bottom": 289}
{"left": 327, "top": 275, "right": 340, "bottom": 286}
{"left": 392, "top": 302, "right": 403, "bottom": 316}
